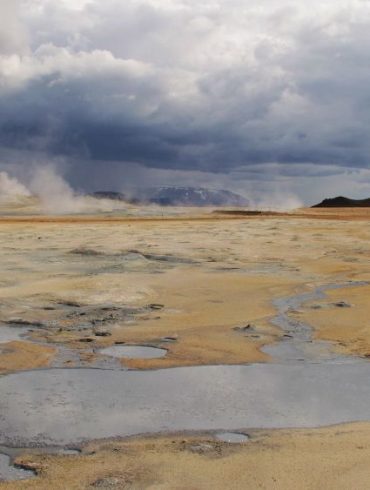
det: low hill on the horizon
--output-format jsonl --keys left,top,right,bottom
{"left": 312, "top": 196, "right": 370, "bottom": 208}
{"left": 92, "top": 187, "right": 249, "bottom": 207}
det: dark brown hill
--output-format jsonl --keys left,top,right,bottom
{"left": 312, "top": 196, "right": 370, "bottom": 207}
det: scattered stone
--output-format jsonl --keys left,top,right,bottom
{"left": 333, "top": 301, "right": 352, "bottom": 308}
{"left": 94, "top": 331, "right": 112, "bottom": 337}
{"left": 79, "top": 338, "right": 94, "bottom": 343}
{"left": 148, "top": 303, "right": 164, "bottom": 310}
{"left": 7, "top": 319, "right": 45, "bottom": 328}
{"left": 90, "top": 475, "right": 132, "bottom": 488}
{"left": 57, "top": 300, "right": 82, "bottom": 308}
{"left": 69, "top": 248, "right": 104, "bottom": 256}
{"left": 161, "top": 336, "right": 178, "bottom": 342}
{"left": 234, "top": 324, "right": 255, "bottom": 332}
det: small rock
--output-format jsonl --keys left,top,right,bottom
{"left": 69, "top": 248, "right": 103, "bottom": 256}
{"left": 7, "top": 319, "right": 45, "bottom": 327}
{"left": 161, "top": 336, "right": 178, "bottom": 342}
{"left": 79, "top": 338, "right": 94, "bottom": 343}
{"left": 94, "top": 331, "right": 112, "bottom": 337}
{"left": 149, "top": 304, "right": 164, "bottom": 310}
{"left": 58, "top": 300, "right": 82, "bottom": 308}
{"left": 234, "top": 324, "right": 255, "bottom": 332}
{"left": 333, "top": 301, "right": 352, "bottom": 308}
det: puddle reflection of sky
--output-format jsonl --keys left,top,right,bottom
{"left": 0, "top": 363, "right": 370, "bottom": 447}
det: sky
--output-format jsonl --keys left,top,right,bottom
{"left": 1, "top": 0, "right": 370, "bottom": 206}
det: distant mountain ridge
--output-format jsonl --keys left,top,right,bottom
{"left": 92, "top": 191, "right": 127, "bottom": 201}
{"left": 92, "top": 187, "right": 248, "bottom": 207}
{"left": 312, "top": 196, "right": 370, "bottom": 208}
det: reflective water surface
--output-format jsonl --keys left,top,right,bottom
{"left": 1, "top": 363, "right": 370, "bottom": 447}
{"left": 0, "top": 326, "right": 30, "bottom": 344}
{"left": 0, "top": 454, "right": 34, "bottom": 481}
{"left": 100, "top": 345, "right": 167, "bottom": 359}
{"left": 215, "top": 432, "right": 250, "bottom": 443}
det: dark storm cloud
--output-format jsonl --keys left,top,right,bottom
{"left": 1, "top": 0, "right": 370, "bottom": 190}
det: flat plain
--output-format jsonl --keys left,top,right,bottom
{"left": 1, "top": 205, "right": 370, "bottom": 489}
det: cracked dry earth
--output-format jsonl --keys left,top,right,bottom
{"left": 1, "top": 207, "right": 370, "bottom": 489}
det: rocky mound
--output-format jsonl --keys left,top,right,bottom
{"left": 312, "top": 196, "right": 370, "bottom": 207}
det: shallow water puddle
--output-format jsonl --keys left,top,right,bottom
{"left": 0, "top": 326, "right": 29, "bottom": 344}
{"left": 215, "top": 432, "right": 249, "bottom": 443}
{"left": 0, "top": 454, "right": 34, "bottom": 481}
{"left": 2, "top": 363, "right": 370, "bottom": 446}
{"left": 100, "top": 345, "right": 167, "bottom": 359}
{"left": 262, "top": 281, "right": 368, "bottom": 363}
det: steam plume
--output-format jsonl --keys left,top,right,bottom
{"left": 0, "top": 171, "right": 30, "bottom": 201}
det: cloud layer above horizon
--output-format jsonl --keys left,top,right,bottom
{"left": 1, "top": 0, "right": 370, "bottom": 204}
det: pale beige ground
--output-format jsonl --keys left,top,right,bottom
{"left": 2, "top": 423, "right": 370, "bottom": 489}
{"left": 1, "top": 207, "right": 370, "bottom": 488}
{"left": 0, "top": 341, "right": 54, "bottom": 374}
{"left": 299, "top": 283, "right": 370, "bottom": 358}
{"left": 0, "top": 208, "right": 369, "bottom": 370}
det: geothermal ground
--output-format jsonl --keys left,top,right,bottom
{"left": 0, "top": 203, "right": 370, "bottom": 488}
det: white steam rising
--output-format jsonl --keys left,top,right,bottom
{"left": 28, "top": 166, "right": 87, "bottom": 214}
{"left": 0, "top": 164, "right": 304, "bottom": 213}
{"left": 0, "top": 171, "right": 31, "bottom": 201}
{"left": 0, "top": 166, "right": 128, "bottom": 214}
{"left": 247, "top": 193, "right": 303, "bottom": 211}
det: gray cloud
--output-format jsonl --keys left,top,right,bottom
{"left": 1, "top": 0, "right": 370, "bottom": 203}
